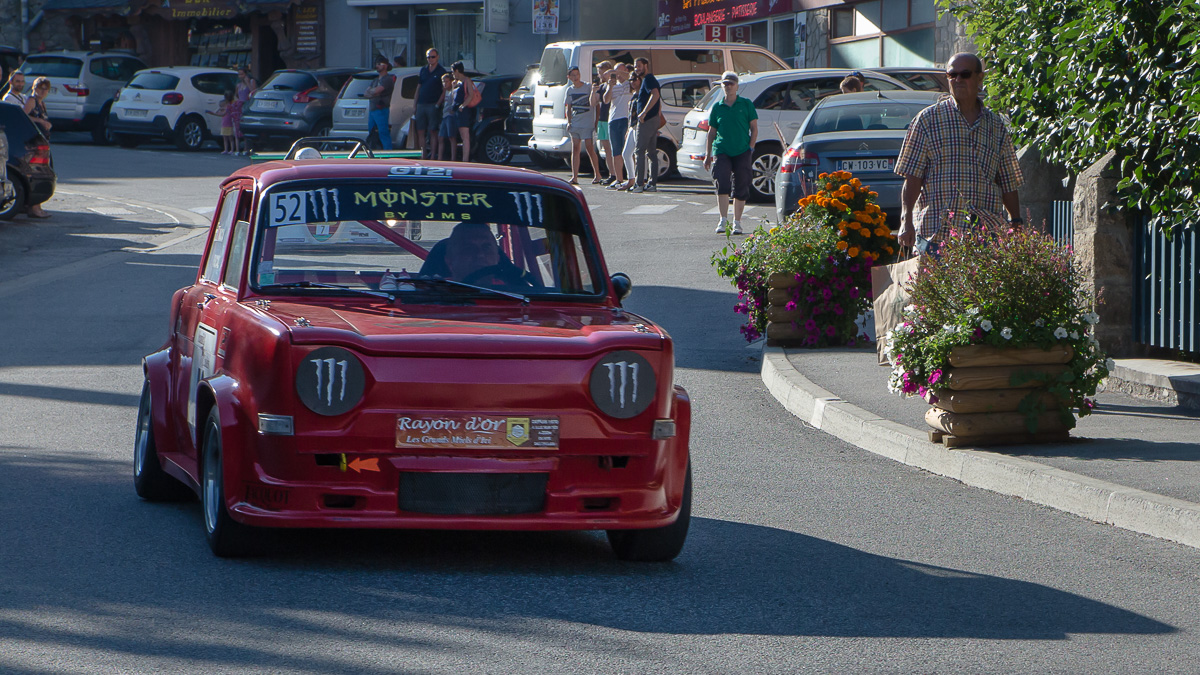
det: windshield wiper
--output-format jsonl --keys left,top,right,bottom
{"left": 259, "top": 281, "right": 395, "bottom": 303}
{"left": 406, "top": 277, "right": 530, "bottom": 305}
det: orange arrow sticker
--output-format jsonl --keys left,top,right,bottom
{"left": 348, "top": 457, "right": 380, "bottom": 473}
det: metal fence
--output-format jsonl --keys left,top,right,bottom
{"left": 1133, "top": 216, "right": 1199, "bottom": 353}
{"left": 1050, "top": 200, "right": 1074, "bottom": 247}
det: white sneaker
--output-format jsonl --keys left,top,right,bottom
{"left": 715, "top": 217, "right": 728, "bottom": 234}
{"left": 731, "top": 221, "right": 743, "bottom": 234}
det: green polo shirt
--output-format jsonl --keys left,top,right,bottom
{"left": 708, "top": 96, "right": 757, "bottom": 157}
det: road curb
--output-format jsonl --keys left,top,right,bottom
{"left": 762, "top": 345, "right": 1200, "bottom": 550}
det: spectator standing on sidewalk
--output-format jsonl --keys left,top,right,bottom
{"left": 704, "top": 71, "right": 757, "bottom": 235}
{"left": 3, "top": 71, "right": 27, "bottom": 108}
{"left": 614, "top": 70, "right": 642, "bottom": 191}
{"left": 451, "top": 61, "right": 480, "bottom": 162}
{"left": 564, "top": 66, "right": 602, "bottom": 184}
{"left": 604, "top": 63, "right": 633, "bottom": 190}
{"left": 630, "top": 57, "right": 661, "bottom": 193}
{"left": 233, "top": 67, "right": 257, "bottom": 155}
{"left": 894, "top": 52, "right": 1023, "bottom": 250}
{"left": 365, "top": 57, "right": 396, "bottom": 150}
{"left": 28, "top": 77, "right": 53, "bottom": 138}
{"left": 437, "top": 73, "right": 457, "bottom": 160}
{"left": 415, "top": 48, "right": 447, "bottom": 158}
{"left": 593, "top": 61, "right": 615, "bottom": 185}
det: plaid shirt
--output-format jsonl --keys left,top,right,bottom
{"left": 894, "top": 96, "right": 1023, "bottom": 238}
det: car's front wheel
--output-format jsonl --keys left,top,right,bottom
{"left": 479, "top": 132, "right": 513, "bottom": 164}
{"left": 606, "top": 462, "right": 691, "bottom": 562}
{"left": 134, "top": 381, "right": 193, "bottom": 501}
{"left": 655, "top": 138, "right": 677, "bottom": 180}
{"left": 202, "top": 408, "right": 256, "bottom": 557}
{"left": 174, "top": 115, "right": 206, "bottom": 151}
{"left": 0, "top": 175, "right": 26, "bottom": 221}
{"left": 749, "top": 144, "right": 783, "bottom": 202}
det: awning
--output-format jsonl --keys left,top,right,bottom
{"left": 345, "top": 0, "right": 478, "bottom": 7}
{"left": 42, "top": 0, "right": 134, "bottom": 13}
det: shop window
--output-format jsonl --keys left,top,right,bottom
{"left": 854, "top": 1, "right": 881, "bottom": 36}
{"left": 831, "top": 38, "right": 882, "bottom": 68}
{"left": 912, "top": 0, "right": 936, "bottom": 25}
{"left": 832, "top": 9, "right": 854, "bottom": 39}
{"left": 773, "top": 18, "right": 796, "bottom": 63}
{"left": 368, "top": 8, "right": 409, "bottom": 30}
{"left": 883, "top": 28, "right": 936, "bottom": 67}
{"left": 731, "top": 50, "right": 780, "bottom": 75}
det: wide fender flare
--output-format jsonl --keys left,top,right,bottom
{"left": 198, "top": 374, "right": 254, "bottom": 497}
{"left": 664, "top": 384, "right": 692, "bottom": 511}
{"left": 142, "top": 348, "right": 176, "bottom": 458}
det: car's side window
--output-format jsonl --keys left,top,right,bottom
{"left": 658, "top": 83, "right": 680, "bottom": 108}
{"left": 201, "top": 191, "right": 241, "bottom": 283}
{"left": 732, "top": 50, "right": 780, "bottom": 75}
{"left": 754, "top": 83, "right": 789, "bottom": 110}
{"left": 117, "top": 58, "right": 144, "bottom": 81}
{"left": 400, "top": 75, "right": 419, "bottom": 99}
{"left": 864, "top": 76, "right": 905, "bottom": 91}
{"left": 192, "top": 73, "right": 230, "bottom": 96}
{"left": 222, "top": 219, "right": 250, "bottom": 289}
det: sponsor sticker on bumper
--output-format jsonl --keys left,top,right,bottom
{"left": 396, "top": 414, "right": 560, "bottom": 449}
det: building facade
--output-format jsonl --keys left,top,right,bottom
{"left": 655, "top": 0, "right": 973, "bottom": 70}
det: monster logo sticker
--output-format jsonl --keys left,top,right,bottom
{"left": 295, "top": 346, "right": 366, "bottom": 416}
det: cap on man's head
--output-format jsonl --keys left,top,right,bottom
{"left": 719, "top": 71, "right": 739, "bottom": 85}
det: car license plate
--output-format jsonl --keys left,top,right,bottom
{"left": 255, "top": 100, "right": 283, "bottom": 112}
{"left": 683, "top": 128, "right": 696, "bottom": 141}
{"left": 126, "top": 109, "right": 148, "bottom": 118}
{"left": 346, "top": 108, "right": 365, "bottom": 118}
{"left": 837, "top": 158, "right": 893, "bottom": 172}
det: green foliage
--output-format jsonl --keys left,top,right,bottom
{"left": 941, "top": 0, "right": 1200, "bottom": 234}
{"left": 885, "top": 225, "right": 1110, "bottom": 426}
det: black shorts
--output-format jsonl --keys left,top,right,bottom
{"left": 713, "top": 150, "right": 752, "bottom": 201}
{"left": 457, "top": 105, "right": 476, "bottom": 130}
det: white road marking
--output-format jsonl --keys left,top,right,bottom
{"left": 686, "top": 201, "right": 706, "bottom": 206}
{"left": 704, "top": 206, "right": 757, "bottom": 215}
{"left": 87, "top": 206, "right": 136, "bottom": 216}
{"left": 623, "top": 204, "right": 677, "bottom": 215}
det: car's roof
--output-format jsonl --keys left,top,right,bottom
{"left": 544, "top": 40, "right": 776, "bottom": 49}
{"left": 133, "top": 66, "right": 236, "bottom": 75}
{"left": 813, "top": 90, "right": 944, "bottom": 107}
{"left": 735, "top": 68, "right": 903, "bottom": 86}
{"left": 655, "top": 73, "right": 718, "bottom": 83}
{"left": 226, "top": 159, "right": 578, "bottom": 194}
{"left": 874, "top": 66, "right": 945, "bottom": 74}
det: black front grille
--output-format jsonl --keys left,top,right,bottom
{"left": 398, "top": 472, "right": 548, "bottom": 515}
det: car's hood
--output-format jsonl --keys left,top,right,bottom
{"left": 262, "top": 300, "right": 665, "bottom": 357}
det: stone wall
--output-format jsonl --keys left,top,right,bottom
{"left": 1072, "top": 151, "right": 1139, "bottom": 357}
{"left": 1016, "top": 144, "right": 1072, "bottom": 233}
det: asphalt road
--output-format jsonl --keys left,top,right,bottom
{"left": 1, "top": 136, "right": 1198, "bottom": 673}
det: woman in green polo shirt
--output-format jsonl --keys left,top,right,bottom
{"left": 703, "top": 71, "right": 758, "bottom": 235}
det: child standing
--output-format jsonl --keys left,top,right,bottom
{"left": 437, "top": 73, "right": 458, "bottom": 161}
{"left": 207, "top": 90, "right": 236, "bottom": 154}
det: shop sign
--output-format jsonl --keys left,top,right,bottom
{"left": 533, "top": 0, "right": 559, "bottom": 34}
{"left": 486, "top": 0, "right": 509, "bottom": 34}
{"left": 164, "top": 0, "right": 236, "bottom": 20}
{"left": 293, "top": 2, "right": 322, "bottom": 57}
{"left": 655, "top": 0, "right": 792, "bottom": 37}
{"left": 703, "top": 24, "right": 726, "bottom": 41}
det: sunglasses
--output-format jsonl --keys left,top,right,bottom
{"left": 946, "top": 69, "right": 979, "bottom": 80}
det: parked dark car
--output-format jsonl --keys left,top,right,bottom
{"left": 775, "top": 91, "right": 940, "bottom": 226}
{"left": 0, "top": 102, "right": 56, "bottom": 220}
{"left": 471, "top": 74, "right": 523, "bottom": 164}
{"left": 240, "top": 67, "right": 359, "bottom": 147}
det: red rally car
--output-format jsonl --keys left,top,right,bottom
{"left": 134, "top": 153, "right": 692, "bottom": 560}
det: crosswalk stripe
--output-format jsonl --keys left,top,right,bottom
{"left": 623, "top": 204, "right": 678, "bottom": 215}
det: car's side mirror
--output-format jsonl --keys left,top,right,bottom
{"left": 610, "top": 273, "right": 632, "bottom": 303}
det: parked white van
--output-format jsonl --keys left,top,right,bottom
{"left": 527, "top": 41, "right": 788, "bottom": 169}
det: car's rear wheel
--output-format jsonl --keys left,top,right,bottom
{"left": 750, "top": 144, "right": 783, "bottom": 202}
{"left": 312, "top": 120, "right": 333, "bottom": 138}
{"left": 134, "top": 381, "right": 193, "bottom": 501}
{"left": 606, "top": 462, "right": 691, "bottom": 562}
{"left": 202, "top": 408, "right": 256, "bottom": 557}
{"left": 174, "top": 115, "right": 206, "bottom": 151}
{"left": 0, "top": 175, "right": 26, "bottom": 221}
{"left": 480, "top": 132, "right": 513, "bottom": 164}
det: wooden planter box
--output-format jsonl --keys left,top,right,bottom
{"left": 924, "top": 344, "right": 1075, "bottom": 448}
{"left": 765, "top": 272, "right": 803, "bottom": 346}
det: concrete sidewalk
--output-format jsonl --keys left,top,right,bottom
{"left": 762, "top": 345, "right": 1200, "bottom": 550}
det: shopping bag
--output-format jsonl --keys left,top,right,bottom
{"left": 871, "top": 252, "right": 920, "bottom": 365}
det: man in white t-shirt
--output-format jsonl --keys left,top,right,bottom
{"left": 603, "top": 63, "right": 633, "bottom": 190}
{"left": 3, "top": 71, "right": 28, "bottom": 108}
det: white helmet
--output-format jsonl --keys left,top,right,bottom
{"left": 295, "top": 147, "right": 323, "bottom": 160}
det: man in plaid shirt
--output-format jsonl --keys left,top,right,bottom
{"left": 894, "top": 53, "right": 1024, "bottom": 248}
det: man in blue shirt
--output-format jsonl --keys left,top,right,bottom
{"left": 630, "top": 57, "right": 661, "bottom": 193}
{"left": 415, "top": 48, "right": 447, "bottom": 159}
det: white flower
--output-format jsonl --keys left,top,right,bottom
{"left": 1070, "top": 331, "right": 1079, "bottom": 340}
{"left": 980, "top": 319, "right": 993, "bottom": 331}
{"left": 904, "top": 304, "right": 916, "bottom": 314}
{"left": 1035, "top": 318, "right": 1045, "bottom": 327}
{"left": 1083, "top": 311, "right": 1100, "bottom": 325}
{"left": 1054, "top": 327, "right": 1069, "bottom": 339}
{"left": 943, "top": 324, "right": 957, "bottom": 334}
{"left": 1001, "top": 327, "right": 1013, "bottom": 340}
{"left": 968, "top": 307, "right": 980, "bottom": 316}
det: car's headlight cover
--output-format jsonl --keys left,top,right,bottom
{"left": 589, "top": 351, "right": 656, "bottom": 419}
{"left": 295, "top": 346, "right": 366, "bottom": 416}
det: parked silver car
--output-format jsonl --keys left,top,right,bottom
{"left": 675, "top": 68, "right": 911, "bottom": 201}
{"left": 19, "top": 50, "right": 145, "bottom": 144}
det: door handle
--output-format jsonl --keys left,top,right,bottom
{"left": 196, "top": 293, "right": 216, "bottom": 308}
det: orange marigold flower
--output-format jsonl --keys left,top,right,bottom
{"left": 838, "top": 229, "right": 848, "bottom": 237}
{"left": 855, "top": 212, "right": 872, "bottom": 224}
{"left": 825, "top": 183, "right": 834, "bottom": 191}
{"left": 868, "top": 191, "right": 878, "bottom": 198}
{"left": 849, "top": 177, "right": 862, "bottom": 187}
{"left": 836, "top": 240, "right": 849, "bottom": 250}
{"left": 830, "top": 199, "right": 847, "bottom": 210}
{"left": 818, "top": 172, "right": 828, "bottom": 180}
{"left": 836, "top": 170, "right": 851, "bottom": 180}
{"left": 885, "top": 245, "right": 895, "bottom": 254}
{"left": 847, "top": 246, "right": 860, "bottom": 257}
{"left": 875, "top": 227, "right": 888, "bottom": 237}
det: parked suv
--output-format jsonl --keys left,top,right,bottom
{"left": 108, "top": 67, "right": 239, "bottom": 150}
{"left": 675, "top": 68, "right": 910, "bottom": 201}
{"left": 0, "top": 102, "right": 56, "bottom": 220}
{"left": 240, "top": 67, "right": 358, "bottom": 147}
{"left": 330, "top": 67, "right": 421, "bottom": 148}
{"left": 19, "top": 50, "right": 145, "bottom": 144}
